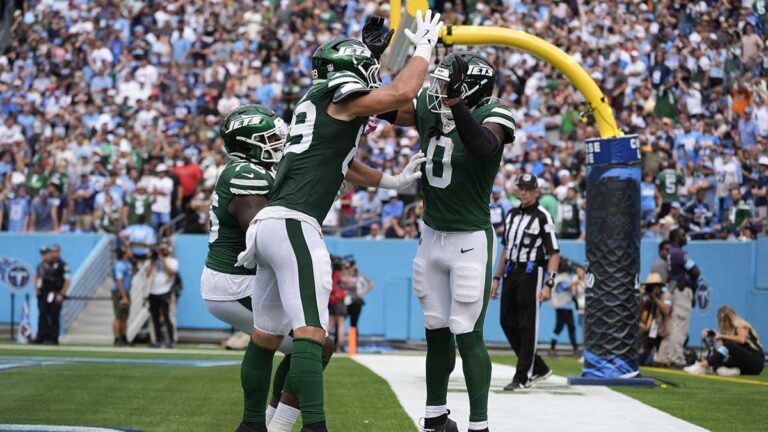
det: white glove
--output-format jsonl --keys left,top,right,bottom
{"left": 379, "top": 151, "right": 426, "bottom": 190}
{"left": 403, "top": 10, "right": 443, "bottom": 61}
{"left": 235, "top": 221, "right": 258, "bottom": 269}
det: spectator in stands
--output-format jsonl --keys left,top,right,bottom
{"left": 685, "top": 306, "right": 764, "bottom": 376}
{"left": 150, "top": 164, "right": 174, "bottom": 230}
{"left": 641, "top": 172, "right": 661, "bottom": 224}
{"left": 94, "top": 190, "right": 121, "bottom": 233}
{"left": 173, "top": 156, "right": 202, "bottom": 210}
{"left": 755, "top": 156, "right": 768, "bottom": 229}
{"left": 557, "top": 185, "right": 581, "bottom": 239}
{"left": 72, "top": 172, "right": 96, "bottom": 232}
{"left": 356, "top": 187, "right": 382, "bottom": 234}
{"left": 112, "top": 247, "right": 132, "bottom": 347}
{"left": 147, "top": 239, "right": 178, "bottom": 349}
{"left": 728, "top": 186, "right": 752, "bottom": 234}
{"left": 29, "top": 187, "right": 57, "bottom": 232}
{"left": 381, "top": 190, "right": 404, "bottom": 227}
{"left": 5, "top": 186, "right": 30, "bottom": 232}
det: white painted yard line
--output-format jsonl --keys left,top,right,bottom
{"left": 354, "top": 354, "right": 709, "bottom": 432}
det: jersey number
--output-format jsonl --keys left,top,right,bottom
{"left": 208, "top": 192, "right": 219, "bottom": 243}
{"left": 425, "top": 135, "right": 454, "bottom": 189}
{"left": 285, "top": 100, "right": 317, "bottom": 155}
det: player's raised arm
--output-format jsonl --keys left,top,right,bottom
{"left": 328, "top": 10, "right": 443, "bottom": 121}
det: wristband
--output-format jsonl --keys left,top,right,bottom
{"left": 413, "top": 44, "right": 432, "bottom": 62}
{"left": 378, "top": 172, "right": 397, "bottom": 189}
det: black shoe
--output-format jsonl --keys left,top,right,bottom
{"left": 531, "top": 368, "right": 552, "bottom": 384}
{"left": 235, "top": 421, "right": 266, "bottom": 432}
{"left": 421, "top": 410, "right": 459, "bottom": 432}
{"left": 300, "top": 420, "right": 328, "bottom": 432}
{"left": 469, "top": 429, "right": 489, "bottom": 432}
{"left": 503, "top": 378, "right": 531, "bottom": 391}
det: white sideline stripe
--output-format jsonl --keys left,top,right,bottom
{"left": 353, "top": 354, "right": 708, "bottom": 432}
{"left": 0, "top": 426, "right": 128, "bottom": 431}
{"left": 0, "top": 344, "right": 244, "bottom": 356}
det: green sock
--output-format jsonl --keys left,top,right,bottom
{"left": 425, "top": 327, "right": 456, "bottom": 406}
{"left": 272, "top": 354, "right": 291, "bottom": 402}
{"left": 241, "top": 340, "right": 276, "bottom": 423}
{"left": 456, "top": 330, "right": 492, "bottom": 422}
{"left": 284, "top": 338, "right": 325, "bottom": 425}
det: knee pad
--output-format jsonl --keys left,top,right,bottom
{"left": 424, "top": 313, "right": 448, "bottom": 330}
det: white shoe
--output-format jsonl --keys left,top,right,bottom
{"left": 683, "top": 362, "right": 706, "bottom": 375}
{"left": 716, "top": 366, "right": 741, "bottom": 377}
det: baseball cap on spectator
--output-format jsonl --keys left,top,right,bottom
{"left": 759, "top": 156, "right": 768, "bottom": 167}
{"left": 670, "top": 202, "right": 682, "bottom": 210}
{"left": 492, "top": 185, "right": 502, "bottom": 194}
{"left": 702, "top": 160, "right": 714, "bottom": 171}
{"left": 542, "top": 158, "right": 553, "bottom": 166}
{"left": 723, "top": 148, "right": 735, "bottom": 155}
{"left": 157, "top": 163, "right": 168, "bottom": 173}
{"left": 40, "top": 246, "right": 50, "bottom": 254}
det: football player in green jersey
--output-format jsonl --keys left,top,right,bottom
{"left": 201, "top": 104, "right": 295, "bottom": 432}
{"left": 380, "top": 52, "right": 517, "bottom": 432}
{"left": 235, "top": 11, "right": 443, "bottom": 432}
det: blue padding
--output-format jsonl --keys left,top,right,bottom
{"left": 585, "top": 135, "right": 641, "bottom": 165}
{"left": 582, "top": 349, "right": 639, "bottom": 378}
{"left": 568, "top": 376, "right": 656, "bottom": 387}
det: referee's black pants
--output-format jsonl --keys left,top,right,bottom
{"left": 500, "top": 267, "right": 549, "bottom": 383}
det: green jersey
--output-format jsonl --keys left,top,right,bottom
{"left": 558, "top": 198, "right": 581, "bottom": 238}
{"left": 49, "top": 172, "right": 70, "bottom": 195}
{"left": 206, "top": 158, "right": 275, "bottom": 275}
{"left": 655, "top": 169, "right": 683, "bottom": 203}
{"left": 126, "top": 193, "right": 152, "bottom": 226}
{"left": 414, "top": 89, "right": 516, "bottom": 231}
{"left": 728, "top": 201, "right": 751, "bottom": 232}
{"left": 268, "top": 71, "right": 368, "bottom": 224}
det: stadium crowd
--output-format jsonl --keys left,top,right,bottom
{"left": 0, "top": 0, "right": 766, "bottom": 241}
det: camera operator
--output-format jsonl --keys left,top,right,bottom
{"left": 685, "top": 306, "right": 764, "bottom": 376}
{"left": 637, "top": 273, "right": 672, "bottom": 366}
{"left": 146, "top": 239, "right": 178, "bottom": 348}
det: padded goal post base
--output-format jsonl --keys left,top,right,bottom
{"left": 567, "top": 376, "right": 656, "bottom": 387}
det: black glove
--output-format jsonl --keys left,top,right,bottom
{"left": 447, "top": 54, "right": 468, "bottom": 99}
{"left": 362, "top": 16, "right": 394, "bottom": 60}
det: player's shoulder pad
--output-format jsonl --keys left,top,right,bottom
{"left": 477, "top": 102, "right": 516, "bottom": 142}
{"left": 327, "top": 71, "right": 371, "bottom": 104}
{"left": 226, "top": 161, "right": 271, "bottom": 195}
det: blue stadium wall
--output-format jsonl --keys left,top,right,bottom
{"left": 2, "top": 233, "right": 767, "bottom": 347}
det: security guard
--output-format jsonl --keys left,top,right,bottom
{"left": 491, "top": 173, "right": 560, "bottom": 391}
{"left": 35, "top": 244, "right": 71, "bottom": 344}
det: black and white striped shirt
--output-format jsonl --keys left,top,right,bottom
{"left": 502, "top": 205, "right": 559, "bottom": 263}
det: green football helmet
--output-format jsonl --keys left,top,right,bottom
{"left": 427, "top": 51, "right": 496, "bottom": 114}
{"left": 312, "top": 38, "right": 382, "bottom": 88}
{"left": 220, "top": 104, "right": 287, "bottom": 164}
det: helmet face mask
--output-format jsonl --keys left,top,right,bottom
{"left": 221, "top": 105, "right": 287, "bottom": 165}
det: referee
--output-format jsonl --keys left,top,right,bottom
{"left": 491, "top": 173, "right": 560, "bottom": 391}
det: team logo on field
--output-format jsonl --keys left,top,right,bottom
{"left": 224, "top": 115, "right": 264, "bottom": 133}
{"left": 468, "top": 65, "right": 494, "bottom": 76}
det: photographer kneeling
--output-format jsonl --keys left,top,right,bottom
{"left": 685, "top": 306, "right": 764, "bottom": 376}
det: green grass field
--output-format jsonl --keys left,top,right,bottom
{"left": 1, "top": 346, "right": 766, "bottom": 432}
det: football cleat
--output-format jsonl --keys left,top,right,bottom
{"left": 530, "top": 368, "right": 552, "bottom": 385}
{"left": 419, "top": 410, "right": 459, "bottom": 432}
{"left": 503, "top": 378, "right": 531, "bottom": 391}
{"left": 235, "top": 421, "right": 267, "bottom": 432}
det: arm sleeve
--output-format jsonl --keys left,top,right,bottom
{"left": 449, "top": 101, "right": 500, "bottom": 160}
